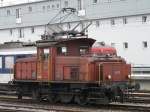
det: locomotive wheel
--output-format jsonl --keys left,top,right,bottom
{"left": 17, "top": 93, "right": 22, "bottom": 100}
{"left": 60, "top": 94, "right": 73, "bottom": 103}
{"left": 75, "top": 95, "right": 88, "bottom": 105}
{"left": 17, "top": 87, "right": 23, "bottom": 100}
{"left": 32, "top": 89, "right": 41, "bottom": 102}
{"left": 48, "top": 93, "right": 59, "bottom": 103}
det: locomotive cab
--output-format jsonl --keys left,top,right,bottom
{"left": 35, "top": 37, "right": 95, "bottom": 81}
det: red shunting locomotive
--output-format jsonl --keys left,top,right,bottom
{"left": 13, "top": 36, "right": 135, "bottom": 105}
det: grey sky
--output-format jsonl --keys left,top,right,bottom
{"left": 1, "top": 0, "right": 39, "bottom": 6}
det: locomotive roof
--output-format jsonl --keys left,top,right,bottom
{"left": 36, "top": 37, "right": 96, "bottom": 48}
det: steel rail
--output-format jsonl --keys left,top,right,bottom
{"left": 0, "top": 95, "right": 150, "bottom": 112}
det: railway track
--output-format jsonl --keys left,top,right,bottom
{"left": 125, "top": 91, "right": 150, "bottom": 103}
{"left": 0, "top": 102, "right": 86, "bottom": 112}
{"left": 109, "top": 103, "right": 150, "bottom": 112}
{"left": 0, "top": 95, "right": 150, "bottom": 112}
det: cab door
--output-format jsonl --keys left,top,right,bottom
{"left": 37, "top": 48, "right": 50, "bottom": 80}
{"left": 42, "top": 48, "right": 50, "bottom": 79}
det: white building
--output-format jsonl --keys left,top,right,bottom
{"left": 0, "top": 0, "right": 150, "bottom": 87}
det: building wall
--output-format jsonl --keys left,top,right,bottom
{"left": 1, "top": 14, "right": 149, "bottom": 65}
{"left": 0, "top": 26, "right": 45, "bottom": 43}
{"left": 85, "top": 0, "right": 150, "bottom": 19}
{"left": 88, "top": 15, "right": 150, "bottom": 65}
{"left": 0, "top": 0, "right": 150, "bottom": 66}
{"left": 0, "top": 0, "right": 150, "bottom": 29}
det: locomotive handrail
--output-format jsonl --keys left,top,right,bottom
{"left": 98, "top": 64, "right": 101, "bottom": 86}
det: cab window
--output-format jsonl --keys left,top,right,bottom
{"left": 57, "top": 46, "right": 67, "bottom": 55}
{"left": 43, "top": 48, "right": 49, "bottom": 61}
{"left": 79, "top": 46, "right": 89, "bottom": 55}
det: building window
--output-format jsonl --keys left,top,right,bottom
{"left": 142, "top": 16, "right": 147, "bottom": 23}
{"left": 96, "top": 20, "right": 100, "bottom": 27}
{"left": 18, "top": 28, "right": 23, "bottom": 38}
{"left": 31, "top": 27, "right": 35, "bottom": 33}
{"left": 29, "top": 6, "right": 32, "bottom": 12}
{"left": 93, "top": 0, "right": 98, "bottom": 4}
{"left": 64, "top": 1, "right": 68, "bottom": 7}
{"left": 10, "top": 29, "right": 13, "bottom": 36}
{"left": 143, "top": 41, "right": 148, "bottom": 48}
{"left": 42, "top": 6, "right": 45, "bottom": 10}
{"left": 123, "top": 42, "right": 128, "bottom": 49}
{"left": 57, "top": 4, "right": 60, "bottom": 8}
{"left": 111, "top": 43, "right": 115, "bottom": 47}
{"left": 111, "top": 19, "right": 115, "bottom": 25}
{"left": 47, "top": 5, "right": 50, "bottom": 10}
{"left": 78, "top": 0, "right": 82, "bottom": 10}
{"left": 16, "top": 8, "right": 20, "bottom": 18}
{"left": 52, "top": 5, "right": 55, "bottom": 9}
{"left": 123, "top": 17, "right": 127, "bottom": 24}
{"left": 7, "top": 10, "right": 10, "bottom": 16}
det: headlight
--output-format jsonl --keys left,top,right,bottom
{"left": 128, "top": 75, "right": 131, "bottom": 79}
{"left": 108, "top": 75, "right": 112, "bottom": 80}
